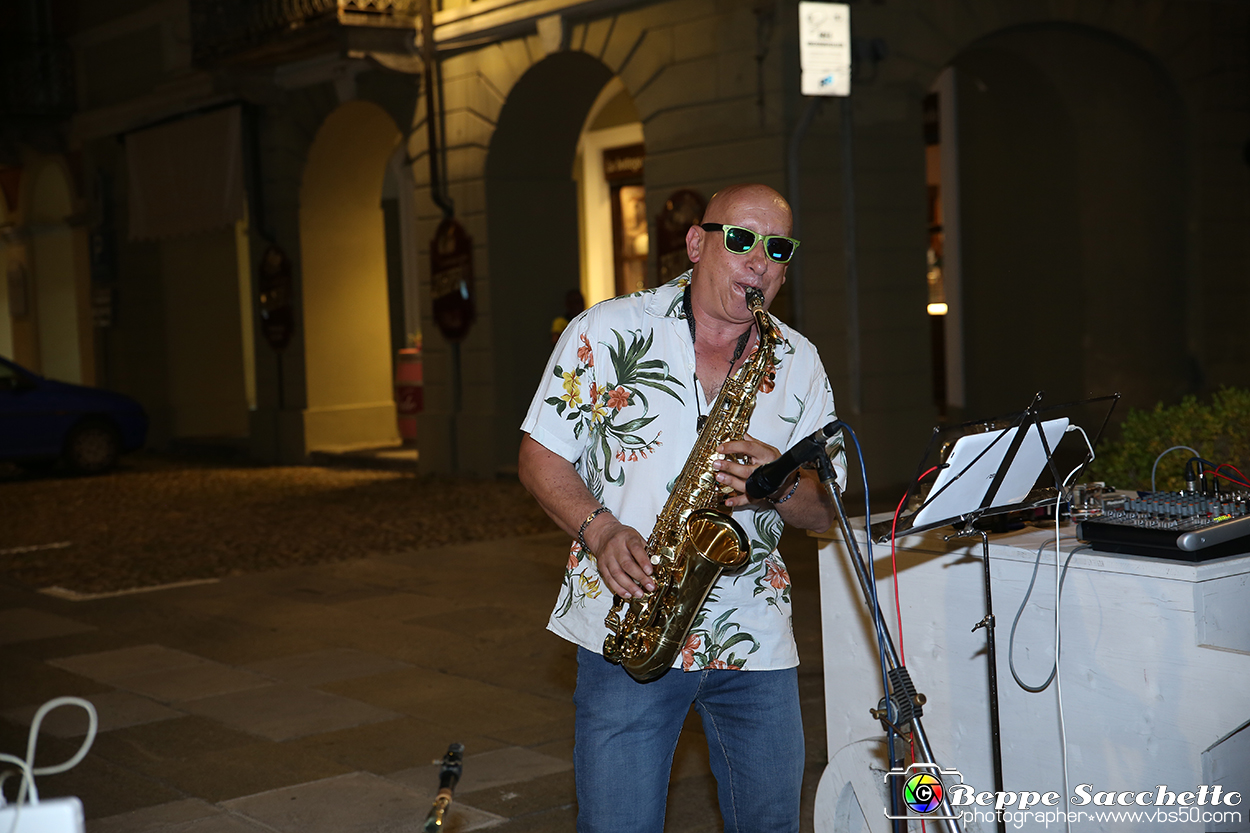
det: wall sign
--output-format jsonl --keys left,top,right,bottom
{"left": 257, "top": 244, "right": 294, "bottom": 351}
{"left": 799, "top": 2, "right": 851, "bottom": 96}
{"left": 430, "top": 217, "right": 475, "bottom": 342}
{"left": 603, "top": 144, "right": 645, "bottom": 182}
{"left": 654, "top": 189, "right": 705, "bottom": 286}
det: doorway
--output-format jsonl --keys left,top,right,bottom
{"left": 575, "top": 78, "right": 647, "bottom": 305}
{"left": 298, "top": 100, "right": 403, "bottom": 451}
{"left": 485, "top": 51, "right": 616, "bottom": 474}
{"left": 941, "top": 26, "right": 1185, "bottom": 418}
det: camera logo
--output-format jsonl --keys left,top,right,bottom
{"left": 884, "top": 764, "right": 964, "bottom": 820}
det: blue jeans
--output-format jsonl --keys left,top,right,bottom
{"left": 573, "top": 647, "right": 804, "bottom": 833}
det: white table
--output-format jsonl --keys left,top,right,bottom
{"left": 813, "top": 518, "right": 1250, "bottom": 832}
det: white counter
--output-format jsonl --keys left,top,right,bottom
{"left": 814, "top": 518, "right": 1250, "bottom": 832}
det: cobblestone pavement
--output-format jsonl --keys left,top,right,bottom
{"left": 0, "top": 454, "right": 557, "bottom": 594}
{"left": 0, "top": 456, "right": 830, "bottom": 832}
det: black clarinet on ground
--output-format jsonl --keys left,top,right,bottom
{"left": 421, "top": 742, "right": 464, "bottom": 832}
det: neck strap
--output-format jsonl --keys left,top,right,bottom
{"left": 682, "top": 284, "right": 752, "bottom": 364}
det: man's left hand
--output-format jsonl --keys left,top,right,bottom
{"left": 713, "top": 433, "right": 788, "bottom": 508}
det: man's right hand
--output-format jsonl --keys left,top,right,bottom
{"left": 517, "top": 435, "right": 657, "bottom": 600}
{"left": 584, "top": 517, "right": 656, "bottom": 598}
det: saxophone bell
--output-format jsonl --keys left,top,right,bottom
{"left": 606, "top": 510, "right": 750, "bottom": 683}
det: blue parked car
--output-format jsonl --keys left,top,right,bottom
{"left": 0, "top": 355, "right": 148, "bottom": 473}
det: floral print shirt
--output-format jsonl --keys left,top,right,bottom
{"left": 521, "top": 274, "right": 844, "bottom": 672}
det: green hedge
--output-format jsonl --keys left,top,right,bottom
{"left": 1089, "top": 387, "right": 1250, "bottom": 492}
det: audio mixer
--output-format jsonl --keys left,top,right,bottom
{"left": 1077, "top": 490, "right": 1250, "bottom": 561}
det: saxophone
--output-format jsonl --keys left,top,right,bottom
{"left": 602, "top": 287, "right": 781, "bottom": 682}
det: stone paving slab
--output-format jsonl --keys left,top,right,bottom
{"left": 89, "top": 799, "right": 223, "bottom": 833}
{"left": 170, "top": 595, "right": 382, "bottom": 643}
{"left": 221, "top": 771, "right": 505, "bottom": 833}
{"left": 114, "top": 663, "right": 273, "bottom": 704}
{"left": 150, "top": 814, "right": 274, "bottom": 833}
{"left": 3, "top": 689, "right": 181, "bottom": 737}
{"left": 35, "top": 749, "right": 187, "bottom": 819}
{"left": 49, "top": 645, "right": 209, "bottom": 682}
{"left": 399, "top": 693, "right": 569, "bottom": 741}
{"left": 316, "top": 667, "right": 571, "bottom": 729}
{"left": 479, "top": 716, "right": 573, "bottom": 749}
{"left": 279, "top": 714, "right": 508, "bottom": 774}
{"left": 406, "top": 604, "right": 543, "bottom": 641}
{"left": 0, "top": 607, "right": 96, "bottom": 644}
{"left": 180, "top": 683, "right": 402, "bottom": 741}
{"left": 141, "top": 740, "right": 356, "bottom": 804}
{"left": 240, "top": 647, "right": 410, "bottom": 686}
{"left": 124, "top": 619, "right": 332, "bottom": 668}
{"left": 86, "top": 715, "right": 259, "bottom": 775}
{"left": 5, "top": 629, "right": 149, "bottom": 664}
{"left": 390, "top": 746, "right": 572, "bottom": 796}
{"left": 452, "top": 768, "right": 575, "bottom": 822}
{"left": 320, "top": 620, "right": 485, "bottom": 668}
{"left": 50, "top": 596, "right": 221, "bottom": 637}
{"left": 0, "top": 650, "right": 112, "bottom": 709}
{"left": 333, "top": 591, "right": 463, "bottom": 622}
{"left": 480, "top": 805, "right": 575, "bottom": 833}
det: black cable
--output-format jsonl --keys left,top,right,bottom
{"left": 1189, "top": 457, "right": 1250, "bottom": 490}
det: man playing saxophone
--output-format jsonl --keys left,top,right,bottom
{"left": 519, "top": 183, "right": 844, "bottom": 833}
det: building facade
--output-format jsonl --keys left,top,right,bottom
{"left": 2, "top": 0, "right": 1247, "bottom": 488}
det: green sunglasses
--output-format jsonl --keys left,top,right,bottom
{"left": 699, "top": 223, "right": 800, "bottom": 264}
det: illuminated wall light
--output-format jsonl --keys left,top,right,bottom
{"left": 927, "top": 302, "right": 948, "bottom": 316}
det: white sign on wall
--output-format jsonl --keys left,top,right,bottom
{"left": 798, "top": 2, "right": 851, "bottom": 96}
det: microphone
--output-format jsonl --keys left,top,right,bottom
{"left": 746, "top": 421, "right": 842, "bottom": 500}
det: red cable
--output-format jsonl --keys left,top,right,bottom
{"left": 1214, "top": 463, "right": 1249, "bottom": 484}
{"left": 888, "top": 466, "right": 940, "bottom": 665}
{"left": 890, "top": 465, "right": 941, "bottom": 833}
{"left": 1203, "top": 467, "right": 1250, "bottom": 490}
{"left": 890, "top": 491, "right": 909, "bottom": 663}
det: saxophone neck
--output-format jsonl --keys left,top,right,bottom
{"left": 753, "top": 308, "right": 777, "bottom": 346}
{"left": 745, "top": 288, "right": 778, "bottom": 347}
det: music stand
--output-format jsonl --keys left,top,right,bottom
{"left": 867, "top": 392, "right": 1118, "bottom": 831}
{"left": 872, "top": 393, "right": 1117, "bottom": 544}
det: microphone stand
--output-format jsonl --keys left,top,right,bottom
{"left": 814, "top": 450, "right": 964, "bottom": 833}
{"left": 946, "top": 525, "right": 1006, "bottom": 820}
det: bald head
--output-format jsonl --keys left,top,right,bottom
{"left": 685, "top": 183, "right": 794, "bottom": 327}
{"left": 703, "top": 184, "right": 793, "bottom": 235}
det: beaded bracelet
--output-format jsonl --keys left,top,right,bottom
{"left": 578, "top": 506, "right": 613, "bottom": 551}
{"left": 769, "top": 474, "right": 801, "bottom": 505}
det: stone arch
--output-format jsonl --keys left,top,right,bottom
{"left": 936, "top": 23, "right": 1186, "bottom": 417}
{"left": 298, "top": 98, "right": 403, "bottom": 451}
{"left": 485, "top": 51, "right": 615, "bottom": 474}
{"left": 412, "top": 14, "right": 697, "bottom": 474}
{"left": 903, "top": 2, "right": 1201, "bottom": 90}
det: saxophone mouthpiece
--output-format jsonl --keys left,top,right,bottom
{"left": 745, "top": 288, "right": 764, "bottom": 311}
